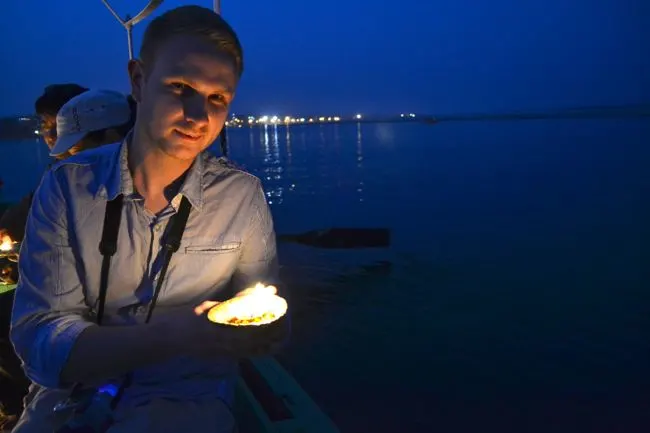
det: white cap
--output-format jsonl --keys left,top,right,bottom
{"left": 50, "top": 89, "right": 131, "bottom": 157}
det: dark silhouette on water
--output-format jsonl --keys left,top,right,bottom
{"left": 278, "top": 228, "right": 391, "bottom": 249}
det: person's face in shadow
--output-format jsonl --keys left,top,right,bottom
{"left": 39, "top": 115, "right": 57, "bottom": 150}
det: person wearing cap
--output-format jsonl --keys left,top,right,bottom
{"left": 0, "top": 84, "right": 89, "bottom": 244}
{"left": 35, "top": 83, "right": 89, "bottom": 151}
{"left": 0, "top": 89, "right": 135, "bottom": 245}
{"left": 49, "top": 89, "right": 136, "bottom": 159}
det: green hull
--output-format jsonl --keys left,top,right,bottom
{"left": 236, "top": 357, "right": 339, "bottom": 433}
{"left": 0, "top": 284, "right": 16, "bottom": 295}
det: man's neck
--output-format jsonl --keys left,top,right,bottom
{"left": 128, "top": 131, "right": 194, "bottom": 213}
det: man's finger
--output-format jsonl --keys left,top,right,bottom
{"left": 194, "top": 300, "right": 220, "bottom": 316}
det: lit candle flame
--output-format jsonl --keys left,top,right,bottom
{"left": 0, "top": 235, "right": 16, "bottom": 252}
{"left": 207, "top": 282, "right": 287, "bottom": 326}
{"left": 235, "top": 282, "right": 277, "bottom": 298}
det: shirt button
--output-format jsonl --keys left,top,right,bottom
{"left": 154, "top": 224, "right": 162, "bottom": 232}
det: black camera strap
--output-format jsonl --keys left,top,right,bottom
{"left": 96, "top": 194, "right": 192, "bottom": 324}
{"left": 96, "top": 195, "right": 123, "bottom": 325}
{"left": 95, "top": 194, "right": 191, "bottom": 408}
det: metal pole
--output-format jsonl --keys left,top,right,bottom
{"left": 126, "top": 25, "right": 134, "bottom": 60}
{"left": 215, "top": 0, "right": 228, "bottom": 158}
{"left": 100, "top": 0, "right": 163, "bottom": 60}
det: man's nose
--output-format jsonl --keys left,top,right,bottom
{"left": 183, "top": 94, "right": 209, "bottom": 127}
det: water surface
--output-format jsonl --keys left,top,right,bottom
{"left": 2, "top": 118, "right": 649, "bottom": 432}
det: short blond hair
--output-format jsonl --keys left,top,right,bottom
{"left": 139, "top": 5, "right": 244, "bottom": 77}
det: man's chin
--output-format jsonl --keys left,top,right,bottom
{"left": 160, "top": 140, "right": 207, "bottom": 161}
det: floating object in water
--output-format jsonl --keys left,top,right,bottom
{"left": 278, "top": 228, "right": 391, "bottom": 249}
{"left": 207, "top": 283, "right": 288, "bottom": 327}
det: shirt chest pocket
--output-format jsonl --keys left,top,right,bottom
{"left": 175, "top": 237, "right": 243, "bottom": 280}
{"left": 166, "top": 238, "right": 243, "bottom": 298}
{"left": 184, "top": 241, "right": 242, "bottom": 255}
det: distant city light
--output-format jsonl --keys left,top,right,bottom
{"left": 217, "top": 111, "right": 420, "bottom": 128}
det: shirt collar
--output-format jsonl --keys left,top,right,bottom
{"left": 99, "top": 135, "right": 205, "bottom": 212}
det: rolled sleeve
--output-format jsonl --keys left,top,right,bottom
{"left": 10, "top": 169, "right": 93, "bottom": 389}
{"left": 232, "top": 179, "right": 279, "bottom": 292}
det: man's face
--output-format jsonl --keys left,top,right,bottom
{"left": 39, "top": 115, "right": 57, "bottom": 150}
{"left": 129, "top": 35, "right": 238, "bottom": 161}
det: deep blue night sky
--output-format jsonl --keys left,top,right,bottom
{"left": 1, "top": 0, "right": 648, "bottom": 117}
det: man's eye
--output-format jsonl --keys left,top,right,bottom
{"left": 210, "top": 94, "right": 227, "bottom": 105}
{"left": 169, "top": 83, "right": 187, "bottom": 92}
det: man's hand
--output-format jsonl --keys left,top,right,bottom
{"left": 155, "top": 301, "right": 289, "bottom": 359}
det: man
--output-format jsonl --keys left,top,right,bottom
{"left": 10, "top": 6, "right": 283, "bottom": 433}
{"left": 0, "top": 89, "right": 135, "bottom": 278}
{"left": 36, "top": 83, "right": 89, "bottom": 152}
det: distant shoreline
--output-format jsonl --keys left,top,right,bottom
{"left": 432, "top": 107, "right": 650, "bottom": 123}
{"left": 0, "top": 105, "right": 648, "bottom": 141}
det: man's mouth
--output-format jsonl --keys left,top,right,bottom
{"left": 174, "top": 129, "right": 203, "bottom": 142}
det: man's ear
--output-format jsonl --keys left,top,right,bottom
{"left": 128, "top": 59, "right": 146, "bottom": 103}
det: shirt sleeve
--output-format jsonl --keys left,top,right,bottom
{"left": 10, "top": 169, "right": 93, "bottom": 389}
{"left": 231, "top": 179, "right": 280, "bottom": 293}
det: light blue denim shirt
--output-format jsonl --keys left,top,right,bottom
{"left": 10, "top": 139, "right": 278, "bottom": 431}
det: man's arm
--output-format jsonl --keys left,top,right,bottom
{"left": 59, "top": 317, "right": 185, "bottom": 386}
{"left": 10, "top": 169, "right": 183, "bottom": 389}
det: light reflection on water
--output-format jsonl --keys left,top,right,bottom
{"left": 222, "top": 122, "right": 372, "bottom": 233}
